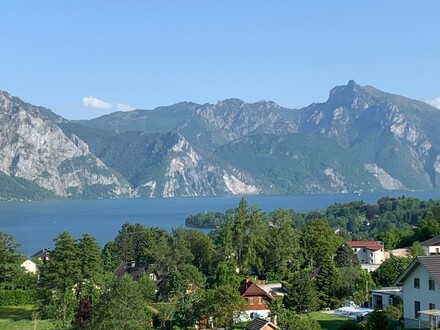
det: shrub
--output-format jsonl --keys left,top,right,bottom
{"left": 0, "top": 289, "right": 37, "bottom": 305}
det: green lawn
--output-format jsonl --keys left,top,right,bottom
{"left": 310, "top": 311, "right": 355, "bottom": 330}
{"left": 0, "top": 305, "right": 53, "bottom": 330}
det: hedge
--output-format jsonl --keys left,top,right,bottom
{"left": 0, "top": 289, "right": 37, "bottom": 306}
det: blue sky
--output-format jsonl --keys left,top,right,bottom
{"left": 1, "top": 1, "right": 439, "bottom": 119}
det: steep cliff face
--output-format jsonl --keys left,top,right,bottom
{"left": 298, "top": 81, "right": 440, "bottom": 191}
{"left": 0, "top": 91, "right": 133, "bottom": 198}
{"left": 159, "top": 134, "right": 259, "bottom": 197}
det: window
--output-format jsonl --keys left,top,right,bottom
{"left": 249, "top": 297, "right": 254, "bottom": 305}
{"left": 429, "top": 278, "right": 435, "bottom": 291}
{"left": 258, "top": 297, "right": 263, "bottom": 305}
{"left": 414, "top": 278, "right": 420, "bottom": 289}
{"left": 415, "top": 301, "right": 421, "bottom": 318}
{"left": 430, "top": 303, "right": 436, "bottom": 310}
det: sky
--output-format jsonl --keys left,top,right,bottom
{"left": 0, "top": 1, "right": 439, "bottom": 120}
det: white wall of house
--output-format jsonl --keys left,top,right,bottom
{"left": 402, "top": 264, "right": 440, "bottom": 328}
{"left": 238, "top": 309, "right": 271, "bottom": 322}
{"left": 21, "top": 259, "right": 38, "bottom": 274}
{"left": 423, "top": 245, "right": 440, "bottom": 256}
{"left": 352, "top": 247, "right": 385, "bottom": 264}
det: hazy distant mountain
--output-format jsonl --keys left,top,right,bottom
{"left": 2, "top": 80, "right": 440, "bottom": 200}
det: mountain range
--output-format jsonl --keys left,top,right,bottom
{"left": 1, "top": 80, "right": 439, "bottom": 200}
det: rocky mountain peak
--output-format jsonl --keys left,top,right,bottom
{"left": 328, "top": 80, "right": 364, "bottom": 105}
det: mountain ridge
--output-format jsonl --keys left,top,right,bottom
{"left": 2, "top": 81, "right": 440, "bottom": 200}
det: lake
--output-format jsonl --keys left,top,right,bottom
{"left": 2, "top": 191, "right": 440, "bottom": 256}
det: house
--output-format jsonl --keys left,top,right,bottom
{"left": 370, "top": 287, "right": 403, "bottom": 309}
{"left": 421, "top": 237, "right": 440, "bottom": 256}
{"left": 238, "top": 278, "right": 275, "bottom": 321}
{"left": 346, "top": 241, "right": 388, "bottom": 272}
{"left": 245, "top": 317, "right": 279, "bottom": 330}
{"left": 114, "top": 261, "right": 158, "bottom": 282}
{"left": 394, "top": 255, "right": 440, "bottom": 328}
{"left": 31, "top": 248, "right": 50, "bottom": 263}
{"left": 20, "top": 259, "right": 38, "bottom": 274}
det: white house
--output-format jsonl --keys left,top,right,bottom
{"left": 20, "top": 259, "right": 38, "bottom": 274}
{"left": 371, "top": 287, "right": 403, "bottom": 309}
{"left": 346, "top": 241, "right": 388, "bottom": 272}
{"left": 421, "top": 237, "right": 440, "bottom": 256}
{"left": 394, "top": 255, "right": 440, "bottom": 329}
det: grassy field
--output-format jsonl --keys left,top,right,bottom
{"left": 310, "top": 311, "right": 355, "bottom": 330}
{"left": 0, "top": 305, "right": 53, "bottom": 330}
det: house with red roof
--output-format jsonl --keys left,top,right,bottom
{"left": 346, "top": 240, "right": 388, "bottom": 272}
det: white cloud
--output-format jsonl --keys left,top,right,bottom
{"left": 115, "top": 103, "right": 134, "bottom": 111}
{"left": 82, "top": 96, "right": 134, "bottom": 112}
{"left": 82, "top": 96, "right": 113, "bottom": 109}
{"left": 426, "top": 97, "right": 440, "bottom": 109}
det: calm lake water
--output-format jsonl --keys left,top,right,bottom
{"left": 2, "top": 191, "right": 440, "bottom": 256}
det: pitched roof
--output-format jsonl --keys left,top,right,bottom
{"left": 394, "top": 255, "right": 440, "bottom": 286}
{"left": 114, "top": 261, "right": 153, "bottom": 280}
{"left": 346, "top": 241, "right": 383, "bottom": 251}
{"left": 30, "top": 248, "right": 50, "bottom": 258}
{"left": 421, "top": 237, "right": 440, "bottom": 247}
{"left": 241, "top": 283, "right": 273, "bottom": 301}
{"left": 245, "top": 318, "right": 278, "bottom": 330}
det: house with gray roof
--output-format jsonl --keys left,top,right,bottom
{"left": 421, "top": 237, "right": 440, "bottom": 256}
{"left": 394, "top": 255, "right": 440, "bottom": 328}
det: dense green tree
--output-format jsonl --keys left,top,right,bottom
{"left": 202, "top": 285, "right": 246, "bottom": 329}
{"left": 302, "top": 219, "right": 341, "bottom": 267}
{"left": 101, "top": 241, "right": 119, "bottom": 273}
{"left": 169, "top": 227, "right": 194, "bottom": 269}
{"left": 372, "top": 257, "right": 412, "bottom": 287}
{"left": 315, "top": 254, "right": 343, "bottom": 308}
{"left": 242, "top": 206, "right": 266, "bottom": 274}
{"left": 39, "top": 232, "right": 80, "bottom": 328}
{"left": 0, "top": 231, "right": 25, "bottom": 289}
{"left": 76, "top": 234, "right": 103, "bottom": 298}
{"left": 143, "top": 227, "right": 172, "bottom": 277}
{"left": 409, "top": 241, "right": 425, "bottom": 257}
{"left": 414, "top": 210, "right": 440, "bottom": 242}
{"left": 213, "top": 262, "right": 241, "bottom": 289}
{"left": 160, "top": 264, "right": 206, "bottom": 301}
{"left": 283, "top": 269, "right": 318, "bottom": 313}
{"left": 174, "top": 289, "right": 205, "bottom": 329}
{"left": 41, "top": 232, "right": 80, "bottom": 293}
{"left": 178, "top": 228, "right": 215, "bottom": 274}
{"left": 351, "top": 271, "right": 376, "bottom": 306}
{"left": 264, "top": 210, "right": 302, "bottom": 279}
{"left": 232, "top": 198, "right": 249, "bottom": 272}
{"left": 92, "top": 275, "right": 152, "bottom": 330}
{"left": 334, "top": 244, "right": 360, "bottom": 268}
{"left": 138, "top": 273, "right": 157, "bottom": 302}
{"left": 211, "top": 217, "right": 235, "bottom": 266}
{"left": 114, "top": 223, "right": 149, "bottom": 262}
